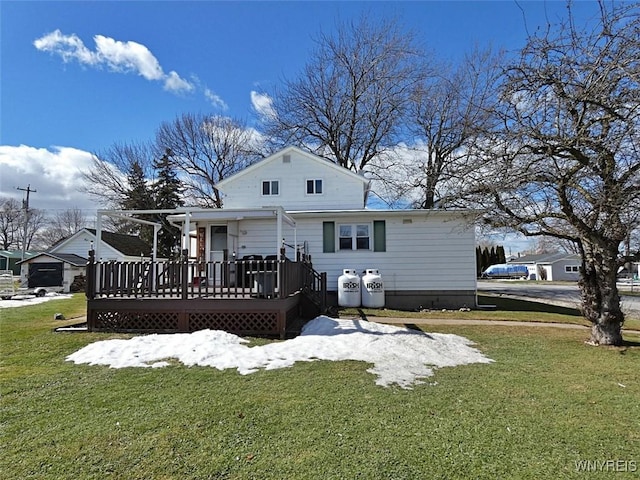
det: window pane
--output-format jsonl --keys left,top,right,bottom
{"left": 356, "top": 237, "right": 370, "bottom": 250}
{"left": 315, "top": 179, "right": 323, "bottom": 194}
{"left": 271, "top": 181, "right": 279, "bottom": 195}
{"left": 262, "top": 181, "right": 270, "bottom": 195}
{"left": 307, "top": 180, "right": 314, "bottom": 194}
{"left": 339, "top": 225, "right": 352, "bottom": 237}
{"left": 356, "top": 224, "right": 369, "bottom": 237}
{"left": 339, "top": 238, "right": 352, "bottom": 250}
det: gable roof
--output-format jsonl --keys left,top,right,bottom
{"left": 85, "top": 229, "right": 153, "bottom": 256}
{"left": 49, "top": 228, "right": 152, "bottom": 257}
{"left": 18, "top": 252, "right": 88, "bottom": 266}
{"left": 214, "top": 146, "right": 370, "bottom": 192}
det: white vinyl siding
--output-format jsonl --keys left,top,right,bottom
{"left": 50, "top": 232, "right": 122, "bottom": 261}
{"left": 217, "top": 150, "right": 367, "bottom": 210}
{"left": 292, "top": 212, "right": 476, "bottom": 292}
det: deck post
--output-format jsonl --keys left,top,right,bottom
{"left": 86, "top": 249, "right": 96, "bottom": 331}
{"left": 86, "top": 249, "right": 96, "bottom": 300}
{"left": 181, "top": 249, "right": 189, "bottom": 300}
{"left": 320, "top": 272, "right": 327, "bottom": 312}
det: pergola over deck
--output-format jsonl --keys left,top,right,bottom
{"left": 94, "top": 206, "right": 298, "bottom": 261}
{"left": 86, "top": 208, "right": 325, "bottom": 338}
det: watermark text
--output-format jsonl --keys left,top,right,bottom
{"left": 575, "top": 459, "right": 636, "bottom": 473}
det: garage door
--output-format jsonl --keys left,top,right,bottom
{"left": 28, "top": 263, "right": 63, "bottom": 288}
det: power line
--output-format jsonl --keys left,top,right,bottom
{"left": 17, "top": 185, "right": 37, "bottom": 261}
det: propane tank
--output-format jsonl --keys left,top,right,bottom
{"left": 361, "top": 269, "right": 384, "bottom": 308}
{"left": 338, "top": 269, "right": 361, "bottom": 307}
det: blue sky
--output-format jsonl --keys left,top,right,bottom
{"left": 0, "top": 1, "right": 604, "bottom": 250}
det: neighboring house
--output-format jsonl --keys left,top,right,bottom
{"left": 19, "top": 229, "right": 152, "bottom": 292}
{"left": 0, "top": 250, "right": 38, "bottom": 275}
{"left": 165, "top": 146, "right": 477, "bottom": 310}
{"left": 510, "top": 252, "right": 582, "bottom": 281}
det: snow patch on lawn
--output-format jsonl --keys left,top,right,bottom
{"left": 0, "top": 293, "right": 73, "bottom": 308}
{"left": 66, "top": 316, "right": 493, "bottom": 388}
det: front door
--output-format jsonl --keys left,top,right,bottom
{"left": 210, "top": 226, "right": 228, "bottom": 285}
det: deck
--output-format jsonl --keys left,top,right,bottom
{"left": 85, "top": 251, "right": 327, "bottom": 338}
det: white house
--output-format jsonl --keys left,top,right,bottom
{"left": 155, "top": 146, "right": 477, "bottom": 310}
{"left": 510, "top": 252, "right": 582, "bottom": 281}
{"left": 19, "top": 229, "right": 152, "bottom": 292}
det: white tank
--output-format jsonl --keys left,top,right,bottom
{"left": 338, "top": 269, "right": 361, "bottom": 307}
{"left": 361, "top": 269, "right": 384, "bottom": 308}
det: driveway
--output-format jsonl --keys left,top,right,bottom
{"left": 477, "top": 280, "right": 640, "bottom": 317}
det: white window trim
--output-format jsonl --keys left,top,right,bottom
{"left": 564, "top": 265, "right": 579, "bottom": 273}
{"left": 305, "top": 178, "right": 324, "bottom": 195}
{"left": 261, "top": 179, "right": 280, "bottom": 196}
{"left": 337, "top": 222, "right": 371, "bottom": 251}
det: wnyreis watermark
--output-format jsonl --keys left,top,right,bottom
{"left": 575, "top": 459, "right": 637, "bottom": 473}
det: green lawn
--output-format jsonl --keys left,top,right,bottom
{"left": 342, "top": 294, "right": 640, "bottom": 331}
{"left": 2, "top": 295, "right": 639, "bottom": 479}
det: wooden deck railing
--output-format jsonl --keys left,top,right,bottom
{"left": 86, "top": 250, "right": 316, "bottom": 301}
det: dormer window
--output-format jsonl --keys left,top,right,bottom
{"left": 262, "top": 180, "right": 279, "bottom": 196}
{"left": 306, "top": 179, "right": 323, "bottom": 195}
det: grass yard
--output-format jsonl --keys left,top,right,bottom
{"left": 1, "top": 295, "right": 639, "bottom": 479}
{"left": 343, "top": 294, "right": 640, "bottom": 332}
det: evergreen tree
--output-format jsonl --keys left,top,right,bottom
{"left": 489, "top": 246, "right": 497, "bottom": 265}
{"left": 122, "top": 161, "right": 155, "bottom": 247}
{"left": 153, "top": 149, "right": 184, "bottom": 257}
{"left": 481, "top": 247, "right": 491, "bottom": 274}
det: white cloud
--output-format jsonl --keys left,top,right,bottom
{"left": 33, "top": 30, "right": 98, "bottom": 65}
{"left": 251, "top": 91, "right": 276, "bottom": 121}
{"left": 34, "top": 29, "right": 194, "bottom": 94}
{"left": 0, "top": 145, "right": 101, "bottom": 215}
{"left": 164, "top": 71, "right": 195, "bottom": 94}
{"left": 93, "top": 34, "right": 164, "bottom": 81}
{"left": 204, "top": 88, "right": 228, "bottom": 110}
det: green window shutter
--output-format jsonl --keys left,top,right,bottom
{"left": 323, "top": 222, "right": 335, "bottom": 253}
{"left": 373, "top": 220, "right": 386, "bottom": 252}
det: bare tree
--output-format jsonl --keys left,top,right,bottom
{"left": 0, "top": 198, "right": 22, "bottom": 249}
{"left": 265, "top": 16, "right": 425, "bottom": 172}
{"left": 392, "top": 50, "right": 498, "bottom": 208}
{"left": 17, "top": 208, "right": 46, "bottom": 251}
{"left": 37, "top": 207, "right": 90, "bottom": 248}
{"left": 156, "top": 114, "right": 261, "bottom": 207}
{"left": 462, "top": 3, "right": 640, "bottom": 345}
{"left": 80, "top": 142, "right": 157, "bottom": 209}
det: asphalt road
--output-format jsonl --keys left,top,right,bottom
{"left": 477, "top": 280, "right": 640, "bottom": 317}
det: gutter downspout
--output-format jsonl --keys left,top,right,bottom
{"left": 95, "top": 213, "right": 102, "bottom": 261}
{"left": 276, "top": 208, "right": 282, "bottom": 294}
{"left": 182, "top": 210, "right": 191, "bottom": 257}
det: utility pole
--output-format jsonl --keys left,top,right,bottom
{"left": 17, "top": 185, "right": 36, "bottom": 261}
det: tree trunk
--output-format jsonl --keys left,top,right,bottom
{"left": 578, "top": 244, "right": 624, "bottom": 346}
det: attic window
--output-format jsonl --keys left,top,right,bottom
{"left": 262, "top": 180, "right": 279, "bottom": 196}
{"left": 306, "top": 179, "right": 323, "bottom": 195}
